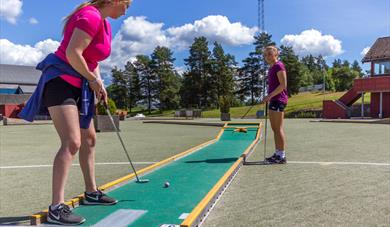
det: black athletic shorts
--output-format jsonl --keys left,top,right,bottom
{"left": 43, "top": 77, "right": 82, "bottom": 109}
{"left": 269, "top": 100, "right": 287, "bottom": 112}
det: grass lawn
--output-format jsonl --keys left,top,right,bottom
{"left": 126, "top": 91, "right": 371, "bottom": 118}
{"left": 202, "top": 91, "right": 371, "bottom": 118}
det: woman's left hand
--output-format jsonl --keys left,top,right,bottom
{"left": 99, "top": 88, "right": 108, "bottom": 106}
{"left": 261, "top": 95, "right": 271, "bottom": 104}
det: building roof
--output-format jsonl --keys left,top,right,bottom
{"left": 0, "top": 84, "right": 36, "bottom": 94}
{"left": 0, "top": 94, "right": 31, "bottom": 105}
{"left": 362, "top": 37, "right": 390, "bottom": 63}
{"left": 0, "top": 64, "right": 41, "bottom": 85}
{"left": 19, "top": 85, "right": 37, "bottom": 93}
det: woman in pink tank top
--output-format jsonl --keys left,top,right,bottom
{"left": 45, "top": 1, "right": 132, "bottom": 225}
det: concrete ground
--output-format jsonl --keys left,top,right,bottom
{"left": 203, "top": 119, "right": 390, "bottom": 227}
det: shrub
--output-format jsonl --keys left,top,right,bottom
{"left": 96, "top": 98, "right": 117, "bottom": 115}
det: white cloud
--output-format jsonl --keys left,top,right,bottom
{"left": 0, "top": 39, "right": 60, "bottom": 66}
{"left": 102, "top": 15, "right": 257, "bottom": 71}
{"left": 175, "top": 66, "right": 186, "bottom": 76}
{"left": 167, "top": 15, "right": 258, "bottom": 49}
{"left": 361, "top": 46, "right": 370, "bottom": 56}
{"left": 0, "top": 0, "right": 22, "bottom": 24}
{"left": 1, "top": 15, "right": 256, "bottom": 78}
{"left": 102, "top": 16, "right": 170, "bottom": 71}
{"left": 29, "top": 17, "right": 38, "bottom": 25}
{"left": 281, "top": 29, "right": 343, "bottom": 57}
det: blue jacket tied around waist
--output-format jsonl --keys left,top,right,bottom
{"left": 18, "top": 53, "right": 95, "bottom": 129}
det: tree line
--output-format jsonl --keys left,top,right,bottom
{"left": 107, "top": 32, "right": 363, "bottom": 113}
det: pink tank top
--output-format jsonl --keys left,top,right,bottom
{"left": 54, "top": 5, "right": 112, "bottom": 88}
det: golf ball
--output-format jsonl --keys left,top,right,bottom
{"left": 164, "top": 182, "right": 170, "bottom": 188}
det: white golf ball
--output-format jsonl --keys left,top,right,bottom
{"left": 164, "top": 182, "right": 170, "bottom": 188}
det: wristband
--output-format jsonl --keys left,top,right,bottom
{"left": 88, "top": 78, "right": 98, "bottom": 84}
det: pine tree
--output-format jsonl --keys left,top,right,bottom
{"left": 134, "top": 55, "right": 155, "bottom": 114}
{"left": 301, "top": 55, "right": 329, "bottom": 85}
{"left": 210, "top": 42, "right": 236, "bottom": 109}
{"left": 351, "top": 60, "right": 363, "bottom": 77}
{"left": 237, "top": 32, "right": 275, "bottom": 104}
{"left": 108, "top": 67, "right": 128, "bottom": 109}
{"left": 123, "top": 61, "right": 141, "bottom": 113}
{"left": 151, "top": 46, "right": 181, "bottom": 111}
{"left": 279, "top": 45, "right": 305, "bottom": 96}
{"left": 183, "top": 37, "right": 212, "bottom": 108}
{"left": 332, "top": 59, "right": 342, "bottom": 68}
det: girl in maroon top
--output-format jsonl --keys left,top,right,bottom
{"left": 261, "top": 46, "right": 288, "bottom": 164}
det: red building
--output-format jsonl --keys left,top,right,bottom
{"left": 323, "top": 37, "right": 390, "bottom": 119}
{"left": 0, "top": 64, "right": 40, "bottom": 119}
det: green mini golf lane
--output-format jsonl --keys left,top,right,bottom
{"left": 71, "top": 127, "right": 259, "bottom": 226}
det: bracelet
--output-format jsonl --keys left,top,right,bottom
{"left": 88, "top": 78, "right": 98, "bottom": 84}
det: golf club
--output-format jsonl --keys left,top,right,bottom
{"left": 243, "top": 69, "right": 269, "bottom": 165}
{"left": 263, "top": 102, "right": 268, "bottom": 161}
{"left": 243, "top": 101, "right": 269, "bottom": 165}
{"left": 240, "top": 100, "right": 258, "bottom": 119}
{"left": 104, "top": 104, "right": 149, "bottom": 183}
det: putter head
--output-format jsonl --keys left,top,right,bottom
{"left": 243, "top": 160, "right": 268, "bottom": 165}
{"left": 136, "top": 179, "right": 150, "bottom": 183}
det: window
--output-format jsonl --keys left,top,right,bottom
{"left": 374, "top": 61, "right": 390, "bottom": 75}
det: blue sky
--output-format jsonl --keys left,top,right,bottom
{"left": 1, "top": 0, "right": 389, "bottom": 79}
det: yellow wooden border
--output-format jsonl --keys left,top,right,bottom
{"left": 241, "top": 122, "right": 262, "bottom": 158}
{"left": 180, "top": 157, "right": 243, "bottom": 227}
{"left": 181, "top": 122, "right": 262, "bottom": 227}
{"left": 224, "top": 126, "right": 259, "bottom": 129}
{"left": 215, "top": 122, "right": 228, "bottom": 140}
{"left": 226, "top": 122, "right": 261, "bottom": 125}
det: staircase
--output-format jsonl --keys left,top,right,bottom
{"left": 323, "top": 88, "right": 361, "bottom": 119}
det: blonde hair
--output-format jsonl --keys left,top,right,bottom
{"left": 62, "top": 0, "right": 130, "bottom": 34}
{"left": 264, "top": 46, "right": 279, "bottom": 56}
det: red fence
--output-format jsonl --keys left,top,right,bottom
{"left": 354, "top": 76, "right": 390, "bottom": 92}
{"left": 0, "top": 104, "right": 24, "bottom": 118}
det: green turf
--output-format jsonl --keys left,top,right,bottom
{"left": 72, "top": 125, "right": 258, "bottom": 226}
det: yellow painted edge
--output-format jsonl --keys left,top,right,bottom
{"left": 30, "top": 200, "right": 74, "bottom": 224}
{"left": 241, "top": 122, "right": 262, "bottom": 158}
{"left": 30, "top": 128, "right": 222, "bottom": 225}
{"left": 180, "top": 124, "right": 262, "bottom": 227}
{"left": 215, "top": 122, "right": 228, "bottom": 140}
{"left": 226, "top": 121, "right": 261, "bottom": 125}
{"left": 224, "top": 126, "right": 259, "bottom": 129}
{"left": 180, "top": 157, "right": 243, "bottom": 227}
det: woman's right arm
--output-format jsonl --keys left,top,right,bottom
{"left": 66, "top": 28, "right": 103, "bottom": 93}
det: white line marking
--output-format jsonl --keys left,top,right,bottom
{"left": 0, "top": 162, "right": 157, "bottom": 169}
{"left": 178, "top": 213, "right": 189, "bottom": 220}
{"left": 94, "top": 209, "right": 147, "bottom": 227}
{"left": 288, "top": 161, "right": 390, "bottom": 166}
{"left": 2, "top": 161, "right": 389, "bottom": 170}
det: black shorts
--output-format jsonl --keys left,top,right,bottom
{"left": 43, "top": 77, "right": 81, "bottom": 109}
{"left": 269, "top": 100, "right": 287, "bottom": 112}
